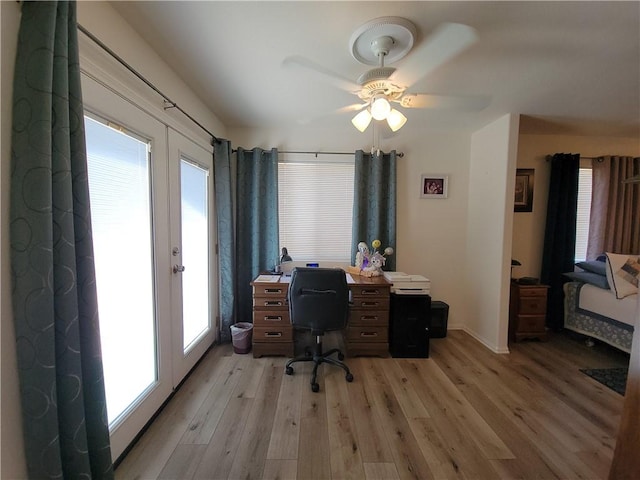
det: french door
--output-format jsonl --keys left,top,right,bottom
{"left": 168, "top": 130, "right": 216, "bottom": 384}
{"left": 82, "top": 75, "right": 217, "bottom": 460}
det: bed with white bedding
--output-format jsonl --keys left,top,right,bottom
{"left": 563, "top": 253, "right": 638, "bottom": 353}
{"left": 563, "top": 281, "right": 636, "bottom": 353}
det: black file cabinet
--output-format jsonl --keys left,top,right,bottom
{"left": 389, "top": 293, "right": 431, "bottom": 358}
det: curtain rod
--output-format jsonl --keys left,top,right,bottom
{"left": 545, "top": 155, "right": 600, "bottom": 161}
{"left": 77, "top": 24, "right": 220, "bottom": 146}
{"left": 232, "top": 149, "right": 404, "bottom": 157}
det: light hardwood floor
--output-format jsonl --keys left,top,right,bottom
{"left": 115, "top": 330, "right": 628, "bottom": 480}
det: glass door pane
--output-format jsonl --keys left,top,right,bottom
{"left": 85, "top": 116, "right": 156, "bottom": 425}
{"left": 168, "top": 129, "right": 216, "bottom": 385}
{"left": 180, "top": 160, "right": 210, "bottom": 351}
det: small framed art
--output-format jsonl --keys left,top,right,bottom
{"left": 421, "top": 174, "right": 448, "bottom": 199}
{"left": 514, "top": 168, "right": 534, "bottom": 212}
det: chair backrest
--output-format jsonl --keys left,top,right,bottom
{"left": 288, "top": 267, "right": 349, "bottom": 334}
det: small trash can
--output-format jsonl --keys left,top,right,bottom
{"left": 430, "top": 301, "right": 449, "bottom": 338}
{"left": 230, "top": 322, "right": 253, "bottom": 354}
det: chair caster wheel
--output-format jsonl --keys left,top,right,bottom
{"left": 346, "top": 373, "right": 354, "bottom": 382}
{"left": 285, "top": 366, "right": 294, "bottom": 375}
{"left": 338, "top": 352, "right": 345, "bottom": 361}
{"left": 311, "top": 383, "right": 320, "bottom": 392}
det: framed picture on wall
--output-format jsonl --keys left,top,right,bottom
{"left": 421, "top": 174, "right": 448, "bottom": 199}
{"left": 514, "top": 168, "right": 534, "bottom": 212}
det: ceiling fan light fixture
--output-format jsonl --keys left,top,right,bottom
{"left": 352, "top": 109, "right": 372, "bottom": 132}
{"left": 387, "top": 108, "right": 407, "bottom": 132}
{"left": 370, "top": 95, "right": 391, "bottom": 120}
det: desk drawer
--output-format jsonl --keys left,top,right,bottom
{"left": 253, "top": 326, "right": 293, "bottom": 342}
{"left": 253, "top": 310, "right": 290, "bottom": 326}
{"left": 350, "top": 285, "right": 391, "bottom": 298}
{"left": 253, "top": 285, "right": 288, "bottom": 296}
{"left": 253, "top": 297, "right": 288, "bottom": 309}
{"left": 349, "top": 310, "right": 388, "bottom": 326}
{"left": 350, "top": 297, "right": 389, "bottom": 310}
{"left": 345, "top": 325, "right": 388, "bottom": 343}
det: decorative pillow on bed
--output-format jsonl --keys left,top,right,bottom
{"left": 564, "top": 271, "right": 610, "bottom": 290}
{"left": 575, "top": 260, "right": 607, "bottom": 277}
{"left": 605, "top": 252, "right": 640, "bottom": 299}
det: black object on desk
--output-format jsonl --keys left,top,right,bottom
{"left": 389, "top": 293, "right": 431, "bottom": 358}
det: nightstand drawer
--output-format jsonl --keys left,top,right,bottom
{"left": 517, "top": 315, "right": 546, "bottom": 333}
{"left": 519, "top": 297, "right": 547, "bottom": 314}
{"left": 519, "top": 287, "right": 547, "bottom": 297}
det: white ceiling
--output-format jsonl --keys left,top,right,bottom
{"left": 111, "top": 1, "right": 640, "bottom": 137}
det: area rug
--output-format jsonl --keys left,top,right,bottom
{"left": 580, "top": 367, "right": 628, "bottom": 395}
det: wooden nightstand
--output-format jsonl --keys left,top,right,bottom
{"left": 509, "top": 282, "right": 549, "bottom": 342}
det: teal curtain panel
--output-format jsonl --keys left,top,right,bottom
{"left": 351, "top": 150, "right": 397, "bottom": 271}
{"left": 10, "top": 2, "right": 113, "bottom": 478}
{"left": 213, "top": 139, "right": 236, "bottom": 342}
{"left": 235, "top": 148, "right": 280, "bottom": 326}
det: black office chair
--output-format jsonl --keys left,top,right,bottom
{"left": 285, "top": 267, "right": 354, "bottom": 392}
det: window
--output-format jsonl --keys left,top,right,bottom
{"left": 278, "top": 158, "right": 354, "bottom": 262}
{"left": 574, "top": 165, "right": 593, "bottom": 262}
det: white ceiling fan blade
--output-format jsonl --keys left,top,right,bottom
{"left": 282, "top": 55, "right": 361, "bottom": 93}
{"left": 389, "top": 23, "right": 477, "bottom": 89}
{"left": 398, "top": 93, "right": 490, "bottom": 111}
{"left": 297, "top": 103, "right": 367, "bottom": 125}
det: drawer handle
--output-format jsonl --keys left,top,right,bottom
{"left": 361, "top": 289, "right": 380, "bottom": 295}
{"left": 361, "top": 315, "right": 379, "bottom": 321}
{"left": 265, "top": 332, "right": 282, "bottom": 338}
{"left": 265, "top": 288, "right": 283, "bottom": 294}
{"left": 264, "top": 301, "right": 283, "bottom": 307}
{"left": 361, "top": 302, "right": 379, "bottom": 307}
{"left": 264, "top": 316, "right": 283, "bottom": 322}
{"left": 360, "top": 332, "right": 378, "bottom": 338}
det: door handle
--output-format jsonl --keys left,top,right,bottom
{"left": 173, "top": 264, "right": 185, "bottom": 274}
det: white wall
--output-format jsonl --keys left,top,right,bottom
{"left": 1, "top": 3, "right": 226, "bottom": 477}
{"left": 230, "top": 124, "right": 474, "bottom": 330}
{"left": 76, "top": 2, "right": 226, "bottom": 146}
{"left": 513, "top": 133, "right": 640, "bottom": 279}
{"left": 464, "top": 114, "right": 519, "bottom": 353}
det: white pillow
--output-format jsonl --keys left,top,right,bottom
{"left": 605, "top": 252, "right": 640, "bottom": 299}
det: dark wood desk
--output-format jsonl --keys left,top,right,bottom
{"left": 250, "top": 273, "right": 391, "bottom": 358}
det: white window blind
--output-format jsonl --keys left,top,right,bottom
{"left": 574, "top": 166, "right": 593, "bottom": 262}
{"left": 278, "top": 159, "right": 354, "bottom": 262}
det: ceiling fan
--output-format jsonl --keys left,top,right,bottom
{"left": 283, "top": 17, "right": 487, "bottom": 132}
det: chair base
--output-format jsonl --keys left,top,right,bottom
{"left": 285, "top": 335, "right": 353, "bottom": 392}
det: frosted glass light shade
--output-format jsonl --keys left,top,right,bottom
{"left": 370, "top": 96, "right": 391, "bottom": 120}
{"left": 387, "top": 109, "right": 407, "bottom": 132}
{"left": 352, "top": 109, "right": 372, "bottom": 132}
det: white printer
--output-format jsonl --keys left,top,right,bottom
{"left": 383, "top": 271, "right": 431, "bottom": 295}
